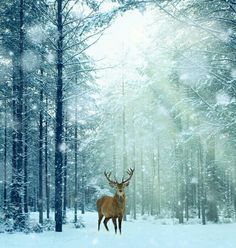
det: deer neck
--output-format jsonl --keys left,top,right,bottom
{"left": 114, "top": 192, "right": 125, "bottom": 208}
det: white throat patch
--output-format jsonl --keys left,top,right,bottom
{"left": 117, "top": 191, "right": 124, "bottom": 197}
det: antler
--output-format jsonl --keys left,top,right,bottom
{"left": 104, "top": 171, "right": 117, "bottom": 186}
{"left": 122, "top": 168, "right": 135, "bottom": 184}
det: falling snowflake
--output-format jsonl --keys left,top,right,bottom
{"left": 231, "top": 68, "right": 236, "bottom": 79}
{"left": 22, "top": 50, "right": 39, "bottom": 72}
{"left": 27, "top": 25, "right": 45, "bottom": 44}
{"left": 191, "top": 177, "right": 198, "bottom": 184}
{"left": 216, "top": 91, "right": 231, "bottom": 106}
{"left": 59, "top": 142, "right": 67, "bottom": 152}
{"left": 92, "top": 238, "right": 98, "bottom": 245}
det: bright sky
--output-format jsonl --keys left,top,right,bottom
{"left": 89, "top": 10, "right": 148, "bottom": 58}
{"left": 88, "top": 9, "right": 153, "bottom": 87}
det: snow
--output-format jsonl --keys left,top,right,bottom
{"left": 191, "top": 177, "right": 198, "bottom": 184}
{"left": 46, "top": 52, "right": 55, "bottom": 64}
{"left": 27, "top": 25, "right": 45, "bottom": 44}
{"left": 219, "top": 29, "right": 232, "bottom": 43}
{"left": 231, "top": 69, "right": 236, "bottom": 79}
{"left": 59, "top": 142, "right": 67, "bottom": 152}
{"left": 216, "top": 91, "right": 232, "bottom": 106}
{"left": 177, "top": 54, "right": 209, "bottom": 85}
{"left": 48, "top": 130, "right": 54, "bottom": 137}
{"left": 22, "top": 50, "right": 39, "bottom": 72}
{"left": 1, "top": 212, "right": 236, "bottom": 248}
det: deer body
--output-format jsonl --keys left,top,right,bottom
{"left": 96, "top": 169, "right": 134, "bottom": 234}
{"left": 97, "top": 194, "right": 125, "bottom": 218}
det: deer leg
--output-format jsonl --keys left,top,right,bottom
{"left": 112, "top": 218, "right": 117, "bottom": 234}
{"left": 118, "top": 217, "right": 122, "bottom": 234}
{"left": 98, "top": 214, "right": 103, "bottom": 231}
{"left": 103, "top": 217, "right": 111, "bottom": 231}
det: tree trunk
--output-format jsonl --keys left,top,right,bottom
{"left": 4, "top": 99, "right": 8, "bottom": 217}
{"left": 197, "top": 148, "right": 201, "bottom": 219}
{"left": 122, "top": 75, "right": 127, "bottom": 220}
{"left": 199, "top": 140, "right": 206, "bottom": 225}
{"left": 206, "top": 136, "right": 218, "bottom": 223}
{"left": 132, "top": 118, "right": 136, "bottom": 219}
{"left": 112, "top": 133, "right": 116, "bottom": 175}
{"left": 184, "top": 146, "right": 189, "bottom": 221}
{"left": 74, "top": 98, "right": 78, "bottom": 223}
{"left": 151, "top": 149, "right": 155, "bottom": 216}
{"left": 63, "top": 113, "right": 68, "bottom": 222}
{"left": 233, "top": 159, "right": 236, "bottom": 212}
{"left": 45, "top": 97, "right": 50, "bottom": 219}
{"left": 23, "top": 95, "right": 28, "bottom": 214}
{"left": 39, "top": 75, "right": 44, "bottom": 225}
{"left": 11, "top": 0, "right": 25, "bottom": 230}
{"left": 11, "top": 59, "right": 17, "bottom": 212}
{"left": 141, "top": 150, "right": 144, "bottom": 216}
{"left": 54, "top": 0, "right": 63, "bottom": 232}
{"left": 81, "top": 152, "right": 85, "bottom": 215}
{"left": 176, "top": 142, "right": 184, "bottom": 224}
{"left": 157, "top": 137, "right": 161, "bottom": 215}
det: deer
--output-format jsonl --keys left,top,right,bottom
{"left": 96, "top": 168, "right": 134, "bottom": 234}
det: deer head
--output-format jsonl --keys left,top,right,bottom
{"left": 104, "top": 168, "right": 134, "bottom": 197}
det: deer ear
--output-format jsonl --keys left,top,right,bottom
{"left": 124, "top": 181, "right": 129, "bottom": 187}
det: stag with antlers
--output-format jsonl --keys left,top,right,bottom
{"left": 96, "top": 168, "right": 134, "bottom": 234}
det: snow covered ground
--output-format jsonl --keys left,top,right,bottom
{"left": 1, "top": 212, "right": 236, "bottom": 248}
